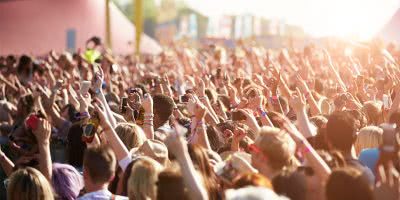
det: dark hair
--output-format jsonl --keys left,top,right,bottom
{"left": 206, "top": 125, "right": 224, "bottom": 151}
{"left": 272, "top": 168, "right": 307, "bottom": 200}
{"left": 326, "top": 168, "right": 373, "bottom": 200}
{"left": 152, "top": 94, "right": 174, "bottom": 124}
{"left": 157, "top": 167, "right": 188, "bottom": 200}
{"left": 309, "top": 115, "right": 328, "bottom": 150}
{"left": 61, "top": 104, "right": 78, "bottom": 122}
{"left": 17, "top": 55, "right": 32, "bottom": 75}
{"left": 326, "top": 111, "right": 356, "bottom": 152}
{"left": 66, "top": 123, "right": 87, "bottom": 168}
{"left": 83, "top": 145, "right": 116, "bottom": 184}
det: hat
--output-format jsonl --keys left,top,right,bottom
{"left": 131, "top": 139, "right": 168, "bottom": 165}
{"left": 215, "top": 152, "right": 257, "bottom": 179}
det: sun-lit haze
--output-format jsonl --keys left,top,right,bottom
{"left": 183, "top": 0, "right": 399, "bottom": 40}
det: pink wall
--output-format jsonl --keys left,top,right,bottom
{"left": 0, "top": 0, "right": 161, "bottom": 55}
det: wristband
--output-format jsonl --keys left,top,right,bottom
{"left": 144, "top": 113, "right": 154, "bottom": 118}
{"left": 258, "top": 107, "right": 267, "bottom": 117}
{"left": 198, "top": 96, "right": 206, "bottom": 100}
{"left": 95, "top": 88, "right": 101, "bottom": 94}
{"left": 75, "top": 111, "right": 90, "bottom": 120}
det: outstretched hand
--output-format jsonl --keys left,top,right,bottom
{"left": 33, "top": 118, "right": 52, "bottom": 145}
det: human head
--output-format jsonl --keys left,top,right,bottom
{"left": 272, "top": 168, "right": 307, "bottom": 200}
{"left": 128, "top": 157, "right": 163, "bottom": 200}
{"left": 152, "top": 94, "right": 174, "bottom": 128}
{"left": 232, "top": 173, "right": 272, "bottom": 189}
{"left": 362, "top": 101, "right": 383, "bottom": 125}
{"left": 52, "top": 163, "right": 84, "bottom": 200}
{"left": 7, "top": 167, "right": 54, "bottom": 200}
{"left": 354, "top": 126, "right": 383, "bottom": 155}
{"left": 133, "top": 139, "right": 169, "bottom": 166}
{"left": 115, "top": 123, "right": 146, "bottom": 150}
{"left": 83, "top": 145, "right": 116, "bottom": 187}
{"left": 66, "top": 123, "right": 87, "bottom": 168}
{"left": 17, "top": 55, "right": 32, "bottom": 75}
{"left": 251, "top": 127, "right": 296, "bottom": 178}
{"left": 326, "top": 111, "right": 356, "bottom": 153}
{"left": 156, "top": 165, "right": 187, "bottom": 200}
{"left": 326, "top": 168, "right": 373, "bottom": 200}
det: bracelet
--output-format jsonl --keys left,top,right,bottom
{"left": 144, "top": 113, "right": 154, "bottom": 118}
{"left": 300, "top": 140, "right": 311, "bottom": 155}
{"left": 75, "top": 112, "right": 90, "bottom": 120}
{"left": 198, "top": 96, "right": 207, "bottom": 100}
{"left": 258, "top": 107, "right": 267, "bottom": 117}
{"left": 143, "top": 122, "right": 153, "bottom": 126}
{"left": 95, "top": 88, "right": 101, "bottom": 94}
{"left": 196, "top": 124, "right": 207, "bottom": 131}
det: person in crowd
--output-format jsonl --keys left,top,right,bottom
{"left": 79, "top": 146, "right": 128, "bottom": 200}
{"left": 7, "top": 167, "right": 54, "bottom": 200}
{"left": 2, "top": 35, "right": 400, "bottom": 200}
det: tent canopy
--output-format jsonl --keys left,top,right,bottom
{"left": 0, "top": 0, "right": 162, "bottom": 55}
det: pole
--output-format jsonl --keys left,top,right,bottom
{"left": 134, "top": 0, "right": 143, "bottom": 56}
{"left": 105, "top": 0, "right": 112, "bottom": 49}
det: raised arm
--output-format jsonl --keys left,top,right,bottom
{"left": 165, "top": 133, "right": 209, "bottom": 200}
{"left": 93, "top": 66, "right": 117, "bottom": 128}
{"left": 33, "top": 119, "right": 52, "bottom": 181}
{"left": 94, "top": 103, "right": 130, "bottom": 168}
{"left": 142, "top": 93, "right": 154, "bottom": 140}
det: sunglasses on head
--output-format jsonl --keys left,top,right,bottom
{"left": 248, "top": 143, "right": 268, "bottom": 161}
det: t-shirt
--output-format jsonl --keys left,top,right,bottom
{"left": 345, "top": 157, "right": 375, "bottom": 185}
{"left": 78, "top": 189, "right": 128, "bottom": 200}
{"left": 358, "top": 148, "right": 379, "bottom": 176}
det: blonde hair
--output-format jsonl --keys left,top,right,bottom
{"left": 7, "top": 167, "right": 54, "bottom": 200}
{"left": 256, "top": 127, "right": 296, "bottom": 170}
{"left": 362, "top": 101, "right": 382, "bottom": 125}
{"left": 115, "top": 123, "right": 146, "bottom": 150}
{"left": 128, "top": 157, "right": 163, "bottom": 200}
{"left": 355, "top": 126, "right": 383, "bottom": 155}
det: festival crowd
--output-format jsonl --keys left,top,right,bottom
{"left": 1, "top": 36, "right": 400, "bottom": 200}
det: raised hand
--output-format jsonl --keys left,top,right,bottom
{"left": 33, "top": 119, "right": 52, "bottom": 145}
{"left": 142, "top": 93, "right": 153, "bottom": 114}
{"left": 374, "top": 164, "right": 400, "bottom": 200}
{"left": 164, "top": 132, "right": 188, "bottom": 160}
{"left": 92, "top": 64, "right": 104, "bottom": 92}
{"left": 289, "top": 88, "right": 306, "bottom": 112}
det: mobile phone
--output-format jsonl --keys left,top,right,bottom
{"left": 121, "top": 97, "right": 128, "bottom": 113}
{"left": 180, "top": 95, "right": 189, "bottom": 103}
{"left": 26, "top": 115, "right": 39, "bottom": 130}
{"left": 82, "top": 113, "right": 99, "bottom": 143}
{"left": 231, "top": 110, "right": 247, "bottom": 121}
{"left": 383, "top": 94, "right": 390, "bottom": 109}
{"left": 80, "top": 81, "right": 91, "bottom": 95}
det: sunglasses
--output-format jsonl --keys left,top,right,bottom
{"left": 248, "top": 143, "right": 268, "bottom": 161}
{"left": 297, "top": 166, "right": 315, "bottom": 176}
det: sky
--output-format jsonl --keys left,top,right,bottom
{"left": 119, "top": 0, "right": 400, "bottom": 40}
{"left": 183, "top": 0, "right": 399, "bottom": 40}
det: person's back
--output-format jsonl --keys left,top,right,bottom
{"left": 326, "top": 167, "right": 374, "bottom": 200}
{"left": 326, "top": 111, "right": 375, "bottom": 183}
{"left": 78, "top": 145, "right": 128, "bottom": 200}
